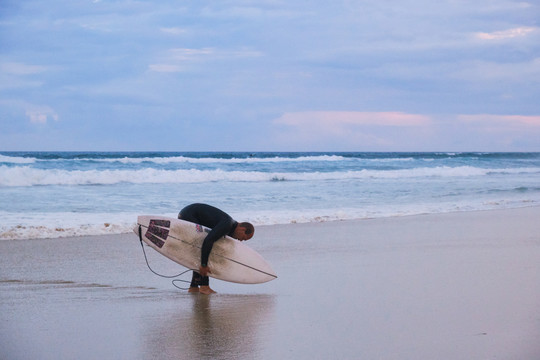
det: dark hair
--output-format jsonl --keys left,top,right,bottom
{"left": 239, "top": 222, "right": 254, "bottom": 235}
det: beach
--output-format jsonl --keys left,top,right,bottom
{"left": 1, "top": 206, "right": 539, "bottom": 360}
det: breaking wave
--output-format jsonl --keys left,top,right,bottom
{"left": 2, "top": 165, "right": 539, "bottom": 187}
{"left": 0, "top": 154, "right": 36, "bottom": 164}
{"left": 0, "top": 153, "right": 345, "bottom": 164}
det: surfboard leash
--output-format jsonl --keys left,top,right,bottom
{"left": 137, "top": 225, "right": 193, "bottom": 291}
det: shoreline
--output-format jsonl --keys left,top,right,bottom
{"left": 3, "top": 204, "right": 540, "bottom": 242}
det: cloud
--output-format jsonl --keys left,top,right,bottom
{"left": 271, "top": 111, "right": 434, "bottom": 150}
{"left": 160, "top": 27, "right": 187, "bottom": 35}
{"left": 147, "top": 64, "right": 184, "bottom": 73}
{"left": 458, "top": 114, "right": 540, "bottom": 127}
{"left": 450, "top": 58, "right": 540, "bottom": 83}
{"left": 148, "top": 48, "right": 215, "bottom": 73}
{"left": 169, "top": 48, "right": 215, "bottom": 60}
{"left": 25, "top": 106, "right": 59, "bottom": 124}
{"left": 475, "top": 26, "right": 537, "bottom": 41}
{"left": 455, "top": 114, "right": 540, "bottom": 149}
{"left": 148, "top": 47, "right": 263, "bottom": 73}
{"left": 200, "top": 4, "right": 302, "bottom": 19}
{"left": 271, "top": 111, "right": 540, "bottom": 151}
{"left": 274, "top": 111, "right": 431, "bottom": 127}
{"left": 0, "top": 62, "right": 48, "bottom": 75}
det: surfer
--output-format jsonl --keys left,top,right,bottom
{"left": 178, "top": 203, "right": 255, "bottom": 294}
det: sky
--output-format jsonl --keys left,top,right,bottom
{"left": 1, "top": 0, "right": 539, "bottom": 151}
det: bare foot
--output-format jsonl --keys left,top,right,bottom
{"left": 199, "top": 286, "right": 217, "bottom": 295}
{"left": 188, "top": 287, "right": 199, "bottom": 293}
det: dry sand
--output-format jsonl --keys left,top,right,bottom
{"left": 1, "top": 207, "right": 539, "bottom": 359}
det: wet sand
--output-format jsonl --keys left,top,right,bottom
{"left": 1, "top": 207, "right": 540, "bottom": 359}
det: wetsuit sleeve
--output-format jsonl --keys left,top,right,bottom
{"left": 200, "top": 218, "right": 235, "bottom": 267}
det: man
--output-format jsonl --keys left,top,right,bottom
{"left": 178, "top": 203, "right": 255, "bottom": 294}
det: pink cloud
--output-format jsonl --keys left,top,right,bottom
{"left": 274, "top": 111, "right": 431, "bottom": 127}
{"left": 271, "top": 111, "right": 434, "bottom": 150}
{"left": 458, "top": 114, "right": 540, "bottom": 127}
{"left": 475, "top": 27, "right": 536, "bottom": 41}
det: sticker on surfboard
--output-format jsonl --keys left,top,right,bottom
{"left": 145, "top": 219, "right": 170, "bottom": 248}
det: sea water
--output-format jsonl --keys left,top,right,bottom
{"left": 1, "top": 152, "right": 539, "bottom": 239}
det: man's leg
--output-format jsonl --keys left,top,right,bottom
{"left": 199, "top": 276, "right": 216, "bottom": 294}
{"left": 188, "top": 271, "right": 202, "bottom": 293}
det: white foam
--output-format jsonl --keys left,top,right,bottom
{"left": 2, "top": 165, "right": 539, "bottom": 187}
{"left": 0, "top": 212, "right": 142, "bottom": 240}
{"left": 0, "top": 154, "right": 36, "bottom": 164}
{"left": 365, "top": 157, "right": 415, "bottom": 162}
{"left": 62, "top": 154, "right": 347, "bottom": 164}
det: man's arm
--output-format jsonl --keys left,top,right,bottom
{"left": 200, "top": 218, "right": 235, "bottom": 268}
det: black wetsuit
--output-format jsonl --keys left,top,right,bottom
{"left": 178, "top": 203, "right": 238, "bottom": 287}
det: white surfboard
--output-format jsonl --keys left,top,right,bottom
{"left": 134, "top": 215, "right": 277, "bottom": 284}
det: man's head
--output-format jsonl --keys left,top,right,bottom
{"left": 233, "top": 222, "right": 254, "bottom": 241}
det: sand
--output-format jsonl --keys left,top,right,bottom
{"left": 1, "top": 207, "right": 539, "bottom": 359}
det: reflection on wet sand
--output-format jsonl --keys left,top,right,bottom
{"left": 143, "top": 294, "right": 276, "bottom": 360}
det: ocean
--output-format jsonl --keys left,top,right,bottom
{"left": 1, "top": 151, "right": 539, "bottom": 240}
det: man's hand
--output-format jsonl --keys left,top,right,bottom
{"left": 199, "top": 265, "right": 212, "bottom": 277}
